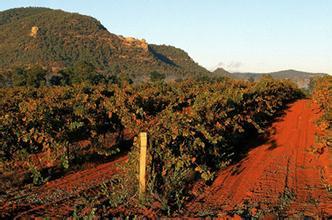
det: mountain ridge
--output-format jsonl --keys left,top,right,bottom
{"left": 0, "top": 7, "right": 210, "bottom": 81}
{"left": 213, "top": 68, "right": 327, "bottom": 88}
{"left": 0, "top": 7, "right": 327, "bottom": 86}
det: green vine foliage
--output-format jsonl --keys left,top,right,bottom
{"left": 0, "top": 77, "right": 303, "bottom": 212}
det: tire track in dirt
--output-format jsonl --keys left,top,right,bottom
{"left": 1, "top": 155, "right": 128, "bottom": 218}
{"left": 188, "top": 100, "right": 332, "bottom": 218}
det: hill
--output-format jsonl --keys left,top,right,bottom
{"left": 0, "top": 7, "right": 209, "bottom": 81}
{"left": 213, "top": 68, "right": 326, "bottom": 88}
{"left": 212, "top": 67, "right": 231, "bottom": 77}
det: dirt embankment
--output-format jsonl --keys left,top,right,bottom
{"left": 0, "top": 155, "right": 128, "bottom": 218}
{"left": 188, "top": 99, "right": 332, "bottom": 218}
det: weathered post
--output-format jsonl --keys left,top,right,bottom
{"left": 139, "top": 132, "right": 147, "bottom": 199}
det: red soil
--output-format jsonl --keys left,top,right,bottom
{"left": 2, "top": 99, "right": 331, "bottom": 218}
{"left": 188, "top": 99, "right": 332, "bottom": 218}
{"left": 1, "top": 155, "right": 127, "bottom": 218}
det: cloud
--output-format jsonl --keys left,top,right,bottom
{"left": 213, "top": 61, "right": 243, "bottom": 72}
{"left": 227, "top": 61, "right": 242, "bottom": 70}
{"left": 216, "top": 61, "right": 224, "bottom": 67}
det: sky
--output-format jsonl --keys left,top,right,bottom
{"left": 1, "top": 0, "right": 331, "bottom": 73}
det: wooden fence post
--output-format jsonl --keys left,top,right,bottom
{"left": 139, "top": 132, "right": 147, "bottom": 199}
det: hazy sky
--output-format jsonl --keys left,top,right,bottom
{"left": 1, "top": 0, "right": 331, "bottom": 73}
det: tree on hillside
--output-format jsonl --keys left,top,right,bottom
{"left": 49, "top": 75, "right": 63, "bottom": 86}
{"left": 26, "top": 65, "right": 47, "bottom": 87}
{"left": 58, "top": 69, "right": 72, "bottom": 85}
{"left": 150, "top": 71, "right": 166, "bottom": 82}
{"left": 70, "top": 61, "right": 96, "bottom": 84}
{"left": 11, "top": 68, "right": 27, "bottom": 86}
{"left": 0, "top": 74, "right": 7, "bottom": 88}
{"left": 88, "top": 73, "right": 108, "bottom": 85}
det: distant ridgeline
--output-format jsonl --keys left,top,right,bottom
{"left": 0, "top": 7, "right": 211, "bottom": 86}
{"left": 0, "top": 7, "right": 326, "bottom": 87}
{"left": 213, "top": 68, "right": 327, "bottom": 88}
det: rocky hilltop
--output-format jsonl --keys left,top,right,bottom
{"left": 0, "top": 7, "right": 209, "bottom": 80}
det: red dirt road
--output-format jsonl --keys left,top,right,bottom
{"left": 188, "top": 99, "right": 332, "bottom": 218}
